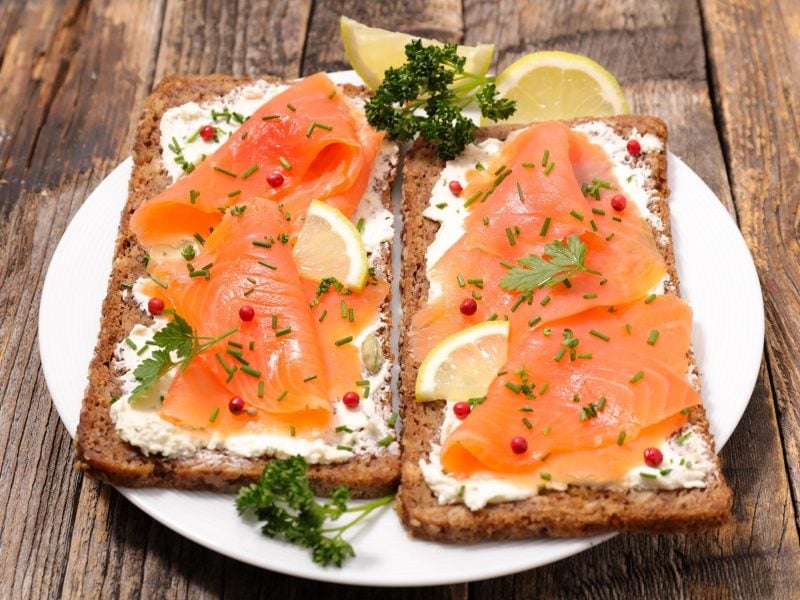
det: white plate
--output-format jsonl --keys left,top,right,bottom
{"left": 39, "top": 72, "right": 764, "bottom": 586}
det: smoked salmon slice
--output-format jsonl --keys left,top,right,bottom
{"left": 410, "top": 122, "right": 666, "bottom": 362}
{"left": 130, "top": 72, "right": 382, "bottom": 247}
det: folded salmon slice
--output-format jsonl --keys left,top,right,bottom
{"left": 409, "top": 122, "right": 666, "bottom": 362}
{"left": 440, "top": 296, "right": 699, "bottom": 479}
{"left": 130, "top": 72, "right": 382, "bottom": 248}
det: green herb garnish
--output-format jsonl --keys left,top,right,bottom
{"left": 500, "top": 235, "right": 602, "bottom": 292}
{"left": 364, "top": 40, "right": 516, "bottom": 160}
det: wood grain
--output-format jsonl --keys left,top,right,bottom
{"left": 1, "top": 0, "right": 798, "bottom": 597}
{"left": 701, "top": 0, "right": 800, "bottom": 531}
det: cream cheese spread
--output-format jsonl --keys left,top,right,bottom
{"left": 113, "top": 81, "right": 398, "bottom": 461}
{"left": 419, "top": 121, "right": 711, "bottom": 509}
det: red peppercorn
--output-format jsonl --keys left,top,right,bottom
{"left": 453, "top": 401, "right": 471, "bottom": 419}
{"left": 266, "top": 172, "right": 284, "bottom": 188}
{"left": 239, "top": 305, "right": 255, "bottom": 321}
{"left": 610, "top": 194, "right": 627, "bottom": 212}
{"left": 229, "top": 396, "right": 245, "bottom": 414}
{"left": 200, "top": 125, "right": 215, "bottom": 141}
{"left": 626, "top": 138, "right": 641, "bottom": 157}
{"left": 460, "top": 298, "right": 478, "bottom": 316}
{"left": 643, "top": 447, "right": 664, "bottom": 467}
{"left": 342, "top": 391, "right": 360, "bottom": 408}
{"left": 147, "top": 297, "right": 165, "bottom": 316}
{"left": 448, "top": 180, "right": 463, "bottom": 195}
{"left": 510, "top": 436, "right": 528, "bottom": 454}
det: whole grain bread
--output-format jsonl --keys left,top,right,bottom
{"left": 396, "top": 117, "right": 733, "bottom": 540}
{"left": 74, "top": 75, "right": 400, "bottom": 498}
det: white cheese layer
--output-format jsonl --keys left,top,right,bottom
{"left": 113, "top": 81, "right": 398, "bottom": 461}
{"left": 420, "top": 122, "right": 710, "bottom": 509}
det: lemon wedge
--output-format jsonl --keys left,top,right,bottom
{"left": 415, "top": 321, "right": 510, "bottom": 402}
{"left": 486, "top": 51, "right": 629, "bottom": 124}
{"left": 341, "top": 15, "right": 494, "bottom": 90}
{"left": 293, "top": 200, "right": 369, "bottom": 291}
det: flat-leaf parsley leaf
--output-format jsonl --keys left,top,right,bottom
{"left": 500, "top": 235, "right": 603, "bottom": 292}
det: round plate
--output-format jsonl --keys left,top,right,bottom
{"left": 39, "top": 73, "right": 763, "bottom": 587}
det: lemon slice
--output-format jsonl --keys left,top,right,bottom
{"left": 415, "top": 321, "right": 510, "bottom": 402}
{"left": 486, "top": 51, "right": 629, "bottom": 124}
{"left": 341, "top": 16, "right": 494, "bottom": 90}
{"left": 293, "top": 200, "right": 369, "bottom": 291}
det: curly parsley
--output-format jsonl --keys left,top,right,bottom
{"left": 236, "top": 456, "right": 394, "bottom": 567}
{"left": 364, "top": 40, "right": 516, "bottom": 160}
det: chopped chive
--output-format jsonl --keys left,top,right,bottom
{"left": 241, "top": 131, "right": 247, "bottom": 140}
{"left": 241, "top": 164, "right": 259, "bottom": 179}
{"left": 189, "top": 189, "right": 200, "bottom": 204}
{"left": 605, "top": 232, "right": 615, "bottom": 241}
{"left": 278, "top": 156, "right": 292, "bottom": 170}
{"left": 249, "top": 340, "right": 255, "bottom": 351}
{"left": 612, "top": 215, "right": 622, "bottom": 222}
{"left": 578, "top": 352, "right": 593, "bottom": 359}
{"left": 583, "top": 293, "right": 598, "bottom": 299}
{"left": 335, "top": 336, "right": 353, "bottom": 346}
{"left": 348, "top": 308, "right": 354, "bottom": 323}
{"left": 625, "top": 323, "right": 633, "bottom": 334}
{"left": 496, "top": 370, "right": 508, "bottom": 376}
{"left": 463, "top": 191, "right": 481, "bottom": 208}
{"left": 645, "top": 293, "right": 657, "bottom": 304}
{"left": 435, "top": 202, "right": 448, "bottom": 209}
{"left": 262, "top": 114, "right": 280, "bottom": 121}
{"left": 569, "top": 209, "right": 584, "bottom": 221}
{"left": 592, "top": 207, "right": 606, "bottom": 215}
{"left": 520, "top": 405, "right": 533, "bottom": 413}
{"left": 493, "top": 164, "right": 506, "bottom": 175}
{"left": 213, "top": 166, "right": 237, "bottom": 178}
{"left": 676, "top": 431, "right": 692, "bottom": 444}
{"left": 517, "top": 182, "right": 525, "bottom": 202}
{"left": 227, "top": 189, "right": 242, "bottom": 197}
{"left": 303, "top": 374, "right": 318, "bottom": 382}
{"left": 505, "top": 381, "right": 522, "bottom": 393}
{"left": 290, "top": 425, "right": 296, "bottom": 437}
{"left": 522, "top": 417, "right": 533, "bottom": 430}
{"left": 378, "top": 434, "right": 395, "bottom": 447}
{"left": 544, "top": 162, "right": 555, "bottom": 175}
{"left": 599, "top": 278, "right": 608, "bottom": 285}
{"left": 228, "top": 340, "right": 243, "bottom": 349}
{"left": 318, "top": 309, "right": 327, "bottom": 322}
{"left": 189, "top": 269, "right": 209, "bottom": 279}
{"left": 590, "top": 219, "right": 598, "bottom": 232}
{"left": 467, "top": 278, "right": 483, "bottom": 288}
{"left": 562, "top": 278, "right": 572, "bottom": 289}
{"left": 286, "top": 103, "right": 296, "bottom": 111}
{"left": 505, "top": 227, "right": 517, "bottom": 246}
{"left": 258, "top": 381, "right": 264, "bottom": 398}
{"left": 540, "top": 472, "right": 552, "bottom": 481}
{"left": 528, "top": 315, "right": 542, "bottom": 327}
{"left": 240, "top": 365, "right": 262, "bottom": 378}
{"left": 252, "top": 240, "right": 271, "bottom": 248}
{"left": 541, "top": 149, "right": 550, "bottom": 166}
{"left": 226, "top": 349, "right": 249, "bottom": 365}
{"left": 554, "top": 347, "right": 566, "bottom": 362}
{"left": 328, "top": 89, "right": 337, "bottom": 98}
{"left": 120, "top": 282, "right": 133, "bottom": 290}
{"left": 356, "top": 379, "right": 370, "bottom": 386}
{"left": 209, "top": 407, "right": 220, "bottom": 423}
{"left": 543, "top": 328, "right": 552, "bottom": 336}
{"left": 511, "top": 293, "right": 528, "bottom": 312}
{"left": 124, "top": 338, "right": 137, "bottom": 350}
{"left": 640, "top": 472, "right": 657, "bottom": 479}
{"left": 340, "top": 300, "right": 347, "bottom": 318}
{"left": 539, "top": 217, "right": 551, "bottom": 236}
{"left": 540, "top": 383, "right": 549, "bottom": 394}
{"left": 540, "top": 295, "right": 551, "bottom": 306}
{"left": 275, "top": 326, "right": 292, "bottom": 337}
{"left": 362, "top": 386, "right": 370, "bottom": 399}
{"left": 276, "top": 390, "right": 288, "bottom": 401}
{"left": 522, "top": 162, "right": 536, "bottom": 169}
{"left": 487, "top": 313, "right": 498, "bottom": 321}
{"left": 243, "top": 287, "right": 255, "bottom": 297}
{"left": 647, "top": 329, "right": 660, "bottom": 345}
{"left": 335, "top": 425, "right": 353, "bottom": 433}
{"left": 246, "top": 277, "right": 257, "bottom": 284}
{"left": 630, "top": 370, "right": 645, "bottom": 384}
{"left": 337, "top": 445, "right": 354, "bottom": 452}
{"left": 500, "top": 260, "right": 515, "bottom": 269}
{"left": 589, "top": 329, "right": 610, "bottom": 341}
{"left": 457, "top": 273, "right": 465, "bottom": 288}
{"left": 271, "top": 315, "right": 278, "bottom": 329}
{"left": 149, "top": 275, "right": 168, "bottom": 289}
{"left": 356, "top": 217, "right": 365, "bottom": 233}
{"left": 388, "top": 412, "right": 398, "bottom": 427}
{"left": 617, "top": 430, "right": 627, "bottom": 445}
{"left": 598, "top": 396, "right": 607, "bottom": 411}
{"left": 258, "top": 260, "right": 277, "bottom": 270}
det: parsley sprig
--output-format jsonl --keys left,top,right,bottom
{"left": 500, "top": 235, "right": 602, "bottom": 292}
{"left": 236, "top": 456, "right": 394, "bottom": 567}
{"left": 130, "top": 313, "right": 238, "bottom": 400}
{"left": 364, "top": 40, "right": 516, "bottom": 160}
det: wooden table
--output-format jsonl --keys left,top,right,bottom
{"left": 2, "top": 0, "right": 798, "bottom": 597}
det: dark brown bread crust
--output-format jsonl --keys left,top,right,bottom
{"left": 397, "top": 117, "right": 732, "bottom": 540}
{"left": 75, "top": 75, "right": 400, "bottom": 498}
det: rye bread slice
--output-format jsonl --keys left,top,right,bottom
{"left": 397, "top": 117, "right": 732, "bottom": 540}
{"left": 74, "top": 75, "right": 400, "bottom": 498}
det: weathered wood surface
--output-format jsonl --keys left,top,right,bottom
{"left": 0, "top": 0, "right": 797, "bottom": 597}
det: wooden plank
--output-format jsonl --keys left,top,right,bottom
{"left": 301, "top": 0, "right": 462, "bottom": 75}
{"left": 460, "top": 0, "right": 800, "bottom": 596}
{"left": 700, "top": 0, "right": 800, "bottom": 529}
{"left": 0, "top": 1, "right": 167, "bottom": 598}
{"left": 153, "top": 0, "right": 312, "bottom": 81}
